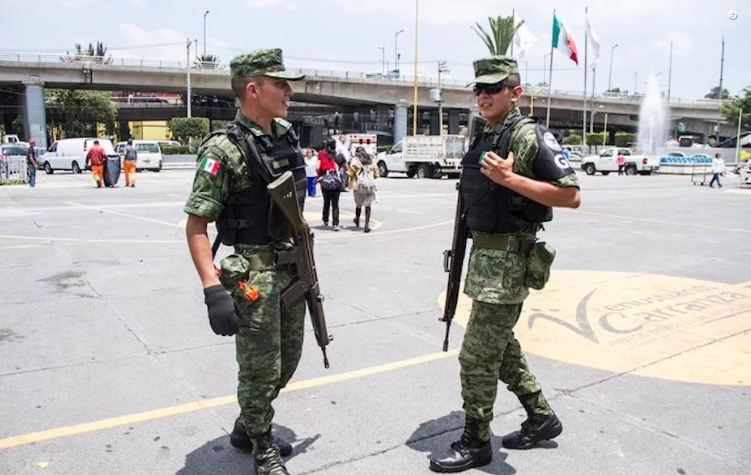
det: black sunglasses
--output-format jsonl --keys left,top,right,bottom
{"left": 473, "top": 82, "right": 512, "bottom": 96}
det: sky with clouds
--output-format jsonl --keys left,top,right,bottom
{"left": 0, "top": 0, "right": 747, "bottom": 100}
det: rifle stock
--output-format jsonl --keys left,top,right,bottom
{"left": 268, "top": 171, "right": 332, "bottom": 369}
{"left": 441, "top": 182, "right": 468, "bottom": 351}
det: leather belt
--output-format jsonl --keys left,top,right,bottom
{"left": 471, "top": 232, "right": 535, "bottom": 254}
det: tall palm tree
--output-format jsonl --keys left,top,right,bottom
{"left": 472, "top": 15, "right": 524, "bottom": 56}
{"left": 195, "top": 54, "right": 221, "bottom": 69}
{"left": 62, "top": 41, "right": 112, "bottom": 64}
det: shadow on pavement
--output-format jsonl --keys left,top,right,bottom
{"left": 406, "top": 411, "right": 517, "bottom": 475}
{"left": 176, "top": 424, "right": 320, "bottom": 475}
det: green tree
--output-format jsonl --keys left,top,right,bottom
{"left": 195, "top": 54, "right": 222, "bottom": 69}
{"left": 586, "top": 132, "right": 607, "bottom": 146}
{"left": 562, "top": 134, "right": 582, "bottom": 145}
{"left": 722, "top": 87, "right": 751, "bottom": 131}
{"left": 45, "top": 89, "right": 117, "bottom": 138}
{"left": 62, "top": 41, "right": 112, "bottom": 64}
{"left": 11, "top": 115, "right": 25, "bottom": 137}
{"left": 472, "top": 15, "right": 523, "bottom": 56}
{"left": 705, "top": 86, "right": 730, "bottom": 100}
{"left": 169, "top": 117, "right": 209, "bottom": 143}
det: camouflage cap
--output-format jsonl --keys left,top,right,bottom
{"left": 229, "top": 48, "right": 304, "bottom": 81}
{"left": 468, "top": 55, "right": 518, "bottom": 85}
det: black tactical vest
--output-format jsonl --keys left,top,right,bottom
{"left": 460, "top": 116, "right": 572, "bottom": 234}
{"left": 214, "top": 120, "right": 307, "bottom": 245}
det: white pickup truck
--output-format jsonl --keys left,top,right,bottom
{"left": 581, "top": 147, "right": 660, "bottom": 176}
{"left": 376, "top": 135, "right": 466, "bottom": 179}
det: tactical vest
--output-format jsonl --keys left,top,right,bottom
{"left": 214, "top": 120, "right": 307, "bottom": 246}
{"left": 460, "top": 116, "right": 571, "bottom": 234}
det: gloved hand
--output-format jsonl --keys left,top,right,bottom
{"left": 203, "top": 284, "right": 240, "bottom": 336}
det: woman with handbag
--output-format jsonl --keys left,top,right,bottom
{"left": 346, "top": 146, "right": 379, "bottom": 233}
{"left": 317, "top": 138, "right": 344, "bottom": 230}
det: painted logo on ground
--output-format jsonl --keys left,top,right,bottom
{"left": 442, "top": 271, "right": 751, "bottom": 385}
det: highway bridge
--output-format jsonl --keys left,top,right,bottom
{"left": 0, "top": 53, "right": 730, "bottom": 149}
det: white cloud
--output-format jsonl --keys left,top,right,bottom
{"left": 245, "top": 0, "right": 288, "bottom": 8}
{"left": 652, "top": 32, "right": 693, "bottom": 57}
{"left": 114, "top": 23, "right": 188, "bottom": 63}
{"left": 328, "top": 0, "right": 490, "bottom": 26}
{"left": 1, "top": 0, "right": 93, "bottom": 5}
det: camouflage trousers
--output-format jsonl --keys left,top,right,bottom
{"left": 232, "top": 261, "right": 306, "bottom": 438}
{"left": 459, "top": 300, "right": 553, "bottom": 441}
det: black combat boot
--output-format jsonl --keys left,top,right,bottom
{"left": 429, "top": 419, "right": 492, "bottom": 473}
{"left": 501, "top": 413, "right": 562, "bottom": 450}
{"left": 353, "top": 207, "right": 361, "bottom": 227}
{"left": 252, "top": 432, "right": 291, "bottom": 475}
{"left": 502, "top": 391, "right": 563, "bottom": 450}
{"left": 230, "top": 418, "right": 293, "bottom": 457}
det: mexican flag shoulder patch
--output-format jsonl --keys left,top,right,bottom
{"left": 200, "top": 157, "right": 221, "bottom": 176}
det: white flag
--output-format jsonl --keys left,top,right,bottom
{"left": 513, "top": 22, "right": 538, "bottom": 56}
{"left": 586, "top": 16, "right": 600, "bottom": 66}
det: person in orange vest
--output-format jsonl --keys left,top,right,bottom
{"left": 85, "top": 140, "right": 107, "bottom": 188}
{"left": 121, "top": 139, "right": 138, "bottom": 187}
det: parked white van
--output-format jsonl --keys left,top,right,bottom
{"left": 115, "top": 140, "right": 163, "bottom": 172}
{"left": 42, "top": 138, "right": 118, "bottom": 174}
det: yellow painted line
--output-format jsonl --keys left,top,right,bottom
{"left": 316, "top": 219, "right": 454, "bottom": 241}
{"left": 565, "top": 208, "right": 751, "bottom": 234}
{"left": 0, "top": 244, "right": 47, "bottom": 250}
{"left": 0, "top": 234, "right": 182, "bottom": 245}
{"left": 0, "top": 219, "right": 450, "bottom": 245}
{"left": 0, "top": 349, "right": 458, "bottom": 451}
{"left": 66, "top": 201, "right": 182, "bottom": 229}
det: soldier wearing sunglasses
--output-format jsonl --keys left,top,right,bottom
{"left": 430, "top": 56, "right": 581, "bottom": 473}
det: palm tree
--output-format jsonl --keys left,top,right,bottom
{"left": 195, "top": 54, "right": 222, "bottom": 69}
{"left": 471, "top": 15, "right": 523, "bottom": 56}
{"left": 62, "top": 41, "right": 112, "bottom": 64}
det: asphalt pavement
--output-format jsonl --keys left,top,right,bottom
{"left": 0, "top": 169, "right": 749, "bottom": 475}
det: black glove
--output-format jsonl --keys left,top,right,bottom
{"left": 203, "top": 285, "right": 240, "bottom": 336}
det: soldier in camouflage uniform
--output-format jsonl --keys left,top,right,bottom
{"left": 184, "top": 49, "right": 308, "bottom": 475}
{"left": 430, "top": 56, "right": 581, "bottom": 473}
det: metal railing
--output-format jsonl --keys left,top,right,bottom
{"left": 0, "top": 51, "right": 724, "bottom": 108}
{"left": 0, "top": 157, "right": 29, "bottom": 184}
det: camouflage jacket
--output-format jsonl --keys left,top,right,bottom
{"left": 464, "top": 107, "right": 579, "bottom": 304}
{"left": 183, "top": 110, "right": 296, "bottom": 255}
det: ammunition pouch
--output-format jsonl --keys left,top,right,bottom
{"left": 524, "top": 241, "right": 556, "bottom": 290}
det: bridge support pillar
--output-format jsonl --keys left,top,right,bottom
{"left": 448, "top": 110, "right": 460, "bottom": 134}
{"left": 23, "top": 81, "right": 48, "bottom": 149}
{"left": 393, "top": 101, "right": 408, "bottom": 145}
{"left": 429, "top": 111, "right": 440, "bottom": 135}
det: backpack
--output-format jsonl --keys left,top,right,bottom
{"left": 357, "top": 164, "right": 376, "bottom": 192}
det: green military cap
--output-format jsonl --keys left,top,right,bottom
{"left": 469, "top": 55, "right": 518, "bottom": 85}
{"left": 229, "top": 48, "right": 304, "bottom": 80}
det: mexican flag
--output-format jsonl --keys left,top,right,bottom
{"left": 200, "top": 157, "right": 220, "bottom": 176}
{"left": 552, "top": 12, "right": 579, "bottom": 65}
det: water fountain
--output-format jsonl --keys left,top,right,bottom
{"left": 636, "top": 73, "right": 669, "bottom": 158}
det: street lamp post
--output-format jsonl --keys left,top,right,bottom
{"left": 607, "top": 43, "right": 618, "bottom": 91}
{"left": 437, "top": 61, "right": 449, "bottom": 134}
{"left": 378, "top": 46, "right": 385, "bottom": 74}
{"left": 394, "top": 29, "right": 404, "bottom": 74}
{"left": 186, "top": 38, "right": 193, "bottom": 118}
{"left": 203, "top": 10, "right": 210, "bottom": 58}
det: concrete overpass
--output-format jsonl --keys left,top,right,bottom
{"left": 0, "top": 53, "right": 730, "bottom": 148}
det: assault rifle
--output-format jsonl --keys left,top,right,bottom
{"left": 268, "top": 171, "right": 332, "bottom": 368}
{"left": 441, "top": 182, "right": 468, "bottom": 352}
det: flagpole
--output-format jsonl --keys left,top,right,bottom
{"left": 583, "top": 7, "right": 588, "bottom": 147}
{"left": 546, "top": 10, "right": 555, "bottom": 128}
